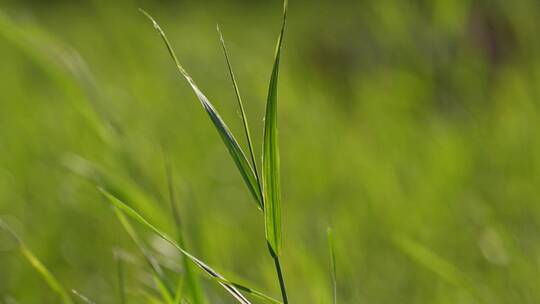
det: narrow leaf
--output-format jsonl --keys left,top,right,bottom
{"left": 71, "top": 290, "right": 96, "bottom": 304}
{"left": 393, "top": 235, "right": 481, "bottom": 301}
{"left": 113, "top": 208, "right": 176, "bottom": 302}
{"left": 140, "top": 9, "right": 262, "bottom": 209}
{"left": 327, "top": 227, "right": 337, "bottom": 304}
{"left": 114, "top": 250, "right": 127, "bottom": 304}
{"left": 213, "top": 277, "right": 283, "bottom": 304}
{"left": 263, "top": 0, "right": 288, "bottom": 257}
{"left": 0, "top": 220, "right": 73, "bottom": 304}
{"left": 164, "top": 156, "right": 206, "bottom": 304}
{"left": 217, "top": 25, "right": 263, "bottom": 210}
{"left": 99, "top": 188, "right": 252, "bottom": 304}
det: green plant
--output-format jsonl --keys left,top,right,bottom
{"left": 137, "top": 0, "right": 289, "bottom": 302}
{"left": 0, "top": 1, "right": 339, "bottom": 303}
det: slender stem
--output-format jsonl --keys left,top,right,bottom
{"left": 272, "top": 254, "right": 288, "bottom": 304}
{"left": 217, "top": 25, "right": 264, "bottom": 206}
{"left": 115, "top": 252, "right": 126, "bottom": 304}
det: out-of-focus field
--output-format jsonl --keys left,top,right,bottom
{"left": 1, "top": 0, "right": 540, "bottom": 303}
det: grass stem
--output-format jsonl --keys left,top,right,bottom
{"left": 272, "top": 255, "right": 288, "bottom": 304}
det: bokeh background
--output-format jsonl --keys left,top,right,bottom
{"left": 1, "top": 0, "right": 540, "bottom": 303}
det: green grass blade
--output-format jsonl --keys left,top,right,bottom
{"left": 71, "top": 290, "right": 96, "bottom": 304}
{"left": 393, "top": 235, "right": 481, "bottom": 300}
{"left": 173, "top": 276, "right": 184, "bottom": 304}
{"left": 140, "top": 9, "right": 262, "bottom": 209}
{"left": 217, "top": 24, "right": 263, "bottom": 209}
{"left": 0, "top": 11, "right": 114, "bottom": 145}
{"left": 263, "top": 0, "right": 287, "bottom": 257}
{"left": 0, "top": 220, "right": 73, "bottom": 304}
{"left": 113, "top": 208, "right": 175, "bottom": 302}
{"left": 99, "top": 188, "right": 252, "bottom": 304}
{"left": 114, "top": 250, "right": 127, "bottom": 304}
{"left": 63, "top": 154, "right": 169, "bottom": 228}
{"left": 327, "top": 227, "right": 337, "bottom": 304}
{"left": 212, "top": 277, "right": 282, "bottom": 304}
{"left": 164, "top": 156, "right": 206, "bottom": 304}
{"left": 153, "top": 274, "right": 176, "bottom": 304}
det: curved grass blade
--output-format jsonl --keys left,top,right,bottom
{"left": 0, "top": 11, "right": 114, "bottom": 145}
{"left": 140, "top": 9, "right": 262, "bottom": 209}
{"left": 327, "top": 227, "right": 337, "bottom": 304}
{"left": 217, "top": 25, "right": 263, "bottom": 210}
{"left": 0, "top": 220, "right": 73, "bottom": 304}
{"left": 164, "top": 156, "right": 206, "bottom": 304}
{"left": 99, "top": 188, "right": 252, "bottom": 304}
{"left": 263, "top": 0, "right": 287, "bottom": 258}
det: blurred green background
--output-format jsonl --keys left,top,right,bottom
{"left": 1, "top": 0, "right": 540, "bottom": 303}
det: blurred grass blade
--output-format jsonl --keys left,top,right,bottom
{"left": 164, "top": 156, "right": 206, "bottom": 304}
{"left": 71, "top": 290, "right": 96, "bottom": 304}
{"left": 100, "top": 188, "right": 252, "bottom": 304}
{"left": 173, "top": 276, "right": 184, "bottom": 304}
{"left": 113, "top": 208, "right": 175, "bottom": 302}
{"left": 0, "top": 220, "right": 73, "bottom": 304}
{"left": 0, "top": 11, "right": 114, "bottom": 145}
{"left": 114, "top": 250, "right": 127, "bottom": 304}
{"left": 263, "top": 0, "right": 287, "bottom": 257}
{"left": 63, "top": 153, "right": 169, "bottom": 229}
{"left": 217, "top": 24, "right": 263, "bottom": 209}
{"left": 327, "top": 227, "right": 337, "bottom": 304}
{"left": 393, "top": 235, "right": 480, "bottom": 300}
{"left": 140, "top": 9, "right": 262, "bottom": 209}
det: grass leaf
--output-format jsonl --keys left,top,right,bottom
{"left": 212, "top": 277, "right": 283, "bottom": 304}
{"left": 164, "top": 156, "right": 206, "bottom": 304}
{"left": 263, "top": 0, "right": 288, "bottom": 257}
{"left": 327, "top": 227, "right": 337, "bottom": 304}
{"left": 217, "top": 24, "right": 263, "bottom": 210}
{"left": 71, "top": 290, "right": 96, "bottom": 304}
{"left": 140, "top": 9, "right": 262, "bottom": 209}
{"left": 113, "top": 208, "right": 176, "bottom": 303}
{"left": 0, "top": 220, "right": 73, "bottom": 304}
{"left": 393, "top": 235, "right": 481, "bottom": 301}
{"left": 99, "top": 188, "right": 253, "bottom": 304}
{"left": 114, "top": 250, "right": 127, "bottom": 304}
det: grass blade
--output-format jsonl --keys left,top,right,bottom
{"left": 99, "top": 188, "right": 253, "bottom": 304}
{"left": 217, "top": 25, "right": 263, "bottom": 210}
{"left": 164, "top": 156, "right": 207, "bottom": 304}
{"left": 114, "top": 250, "right": 127, "bottom": 304}
{"left": 212, "top": 277, "right": 282, "bottom": 304}
{"left": 393, "top": 235, "right": 481, "bottom": 301}
{"left": 0, "top": 220, "right": 73, "bottom": 304}
{"left": 140, "top": 9, "right": 262, "bottom": 209}
{"left": 261, "top": 2, "right": 288, "bottom": 303}
{"left": 113, "top": 208, "right": 176, "bottom": 303}
{"left": 71, "top": 290, "right": 96, "bottom": 304}
{"left": 263, "top": 0, "right": 287, "bottom": 258}
{"left": 327, "top": 227, "right": 337, "bottom": 304}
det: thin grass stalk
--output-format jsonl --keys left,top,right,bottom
{"left": 327, "top": 227, "right": 337, "bottom": 304}
{"left": 164, "top": 154, "right": 206, "bottom": 304}
{"left": 114, "top": 250, "right": 127, "bottom": 304}
{"left": 216, "top": 25, "right": 264, "bottom": 209}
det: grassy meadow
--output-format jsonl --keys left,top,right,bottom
{"left": 1, "top": 0, "right": 540, "bottom": 303}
